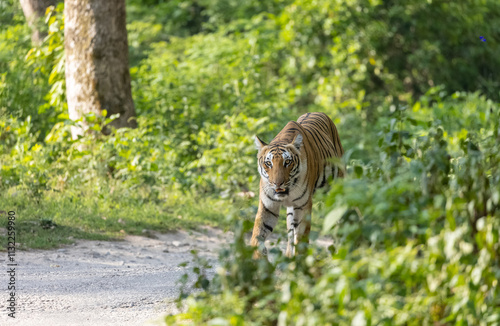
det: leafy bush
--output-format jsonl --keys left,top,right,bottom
{"left": 4, "top": 0, "right": 499, "bottom": 198}
{"left": 166, "top": 93, "right": 500, "bottom": 325}
{"left": 0, "top": 1, "right": 49, "bottom": 135}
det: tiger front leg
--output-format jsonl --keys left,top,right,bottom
{"left": 286, "top": 199, "right": 312, "bottom": 257}
{"left": 250, "top": 198, "right": 280, "bottom": 259}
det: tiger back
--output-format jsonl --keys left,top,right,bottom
{"left": 250, "top": 112, "right": 344, "bottom": 257}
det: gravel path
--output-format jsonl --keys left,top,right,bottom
{"left": 0, "top": 227, "right": 231, "bottom": 326}
{"left": 0, "top": 227, "right": 332, "bottom": 326}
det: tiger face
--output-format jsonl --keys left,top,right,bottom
{"left": 255, "top": 134, "right": 304, "bottom": 199}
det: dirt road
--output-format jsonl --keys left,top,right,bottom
{"left": 0, "top": 227, "right": 231, "bottom": 326}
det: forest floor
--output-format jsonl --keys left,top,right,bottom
{"left": 0, "top": 226, "right": 332, "bottom": 326}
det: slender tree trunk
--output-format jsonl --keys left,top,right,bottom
{"left": 64, "top": 0, "right": 137, "bottom": 139}
{"left": 20, "top": 0, "right": 57, "bottom": 45}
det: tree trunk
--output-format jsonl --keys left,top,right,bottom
{"left": 20, "top": 0, "right": 58, "bottom": 45}
{"left": 64, "top": 0, "right": 137, "bottom": 139}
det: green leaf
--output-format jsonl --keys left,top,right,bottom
{"left": 323, "top": 205, "right": 347, "bottom": 233}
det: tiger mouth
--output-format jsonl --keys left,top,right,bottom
{"left": 274, "top": 188, "right": 289, "bottom": 195}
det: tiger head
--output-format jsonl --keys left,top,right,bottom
{"left": 254, "top": 134, "right": 305, "bottom": 198}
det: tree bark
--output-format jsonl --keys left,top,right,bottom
{"left": 20, "top": 0, "right": 58, "bottom": 45}
{"left": 64, "top": 0, "right": 137, "bottom": 139}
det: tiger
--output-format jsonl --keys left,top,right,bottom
{"left": 250, "top": 112, "right": 344, "bottom": 257}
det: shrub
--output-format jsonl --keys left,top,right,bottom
{"left": 166, "top": 93, "right": 500, "bottom": 325}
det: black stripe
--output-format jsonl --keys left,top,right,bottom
{"left": 265, "top": 192, "right": 282, "bottom": 202}
{"left": 263, "top": 203, "right": 279, "bottom": 218}
{"left": 319, "top": 164, "right": 327, "bottom": 188}
{"left": 297, "top": 112, "right": 311, "bottom": 123}
{"left": 314, "top": 116, "right": 331, "bottom": 133}
{"left": 309, "top": 128, "right": 334, "bottom": 157}
{"left": 293, "top": 187, "right": 308, "bottom": 202}
{"left": 263, "top": 224, "right": 274, "bottom": 232}
{"left": 304, "top": 119, "right": 328, "bottom": 134}
{"left": 269, "top": 145, "right": 285, "bottom": 151}
{"left": 316, "top": 131, "right": 335, "bottom": 154}
{"left": 287, "top": 212, "right": 293, "bottom": 216}
{"left": 295, "top": 201, "right": 309, "bottom": 210}
{"left": 305, "top": 128, "right": 328, "bottom": 158}
{"left": 313, "top": 173, "right": 320, "bottom": 190}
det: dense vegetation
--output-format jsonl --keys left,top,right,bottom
{"left": 1, "top": 0, "right": 499, "bottom": 324}
{"left": 169, "top": 91, "right": 500, "bottom": 325}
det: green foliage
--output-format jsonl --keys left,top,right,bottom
{"left": 0, "top": 2, "right": 48, "bottom": 130}
{"left": 169, "top": 92, "right": 500, "bottom": 325}
{"left": 1, "top": 0, "right": 500, "bottom": 322}
{"left": 3, "top": 0, "right": 499, "bottom": 199}
{"left": 25, "top": 3, "right": 66, "bottom": 126}
{"left": 0, "top": 1, "right": 65, "bottom": 140}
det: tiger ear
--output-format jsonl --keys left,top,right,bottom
{"left": 292, "top": 133, "right": 303, "bottom": 150}
{"left": 254, "top": 136, "right": 267, "bottom": 150}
